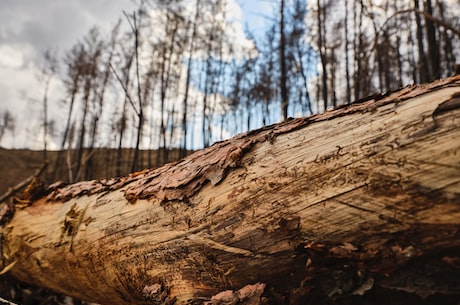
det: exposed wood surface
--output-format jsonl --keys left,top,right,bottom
{"left": 1, "top": 76, "right": 460, "bottom": 305}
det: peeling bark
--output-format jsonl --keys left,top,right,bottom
{"left": 1, "top": 76, "right": 460, "bottom": 305}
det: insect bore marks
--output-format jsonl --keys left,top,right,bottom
{"left": 59, "top": 202, "right": 92, "bottom": 251}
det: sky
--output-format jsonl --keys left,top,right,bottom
{"left": 0, "top": 0, "right": 138, "bottom": 148}
{"left": 0, "top": 0, "right": 275, "bottom": 149}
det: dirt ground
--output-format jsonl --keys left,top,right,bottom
{"left": 0, "top": 149, "right": 46, "bottom": 195}
{"left": 0, "top": 147, "right": 189, "bottom": 196}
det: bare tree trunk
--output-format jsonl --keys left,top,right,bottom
{"left": 296, "top": 46, "right": 312, "bottom": 114}
{"left": 180, "top": 0, "right": 200, "bottom": 158}
{"left": 42, "top": 78, "right": 50, "bottom": 164}
{"left": 158, "top": 13, "right": 179, "bottom": 163}
{"left": 202, "top": 33, "right": 214, "bottom": 148}
{"left": 396, "top": 35, "right": 404, "bottom": 88}
{"left": 280, "top": 0, "right": 289, "bottom": 119}
{"left": 317, "top": 0, "right": 328, "bottom": 111}
{"left": 424, "top": 0, "right": 440, "bottom": 80}
{"left": 0, "top": 111, "right": 14, "bottom": 145}
{"left": 53, "top": 83, "right": 78, "bottom": 181}
{"left": 131, "top": 12, "right": 144, "bottom": 173}
{"left": 414, "top": 0, "right": 430, "bottom": 82}
{"left": 329, "top": 44, "right": 337, "bottom": 107}
{"left": 354, "top": 0, "right": 364, "bottom": 101}
{"left": 1, "top": 77, "right": 460, "bottom": 305}
{"left": 371, "top": 11, "right": 385, "bottom": 92}
{"left": 86, "top": 22, "right": 120, "bottom": 180}
{"left": 74, "top": 83, "right": 90, "bottom": 182}
{"left": 437, "top": 1, "right": 455, "bottom": 76}
{"left": 344, "top": 0, "right": 351, "bottom": 104}
{"left": 37, "top": 49, "right": 58, "bottom": 181}
{"left": 407, "top": 28, "right": 418, "bottom": 83}
{"left": 115, "top": 53, "right": 134, "bottom": 177}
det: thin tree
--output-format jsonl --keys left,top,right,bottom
{"left": 344, "top": 0, "right": 351, "bottom": 104}
{"left": 256, "top": 25, "right": 277, "bottom": 126}
{"left": 353, "top": 0, "right": 364, "bottom": 101}
{"left": 112, "top": 37, "right": 135, "bottom": 177}
{"left": 75, "top": 28, "right": 104, "bottom": 181}
{"left": 158, "top": 11, "right": 181, "bottom": 162}
{"left": 85, "top": 22, "right": 121, "bottom": 180}
{"left": 180, "top": 0, "right": 200, "bottom": 157}
{"left": 0, "top": 110, "right": 15, "bottom": 146}
{"left": 36, "top": 49, "right": 58, "bottom": 164}
{"left": 424, "top": 0, "right": 440, "bottom": 80}
{"left": 414, "top": 0, "right": 430, "bottom": 83}
{"left": 52, "top": 44, "right": 84, "bottom": 181}
{"left": 119, "top": 10, "right": 145, "bottom": 172}
{"left": 436, "top": 1, "right": 455, "bottom": 76}
{"left": 279, "top": 0, "right": 289, "bottom": 119}
{"left": 317, "top": 0, "right": 328, "bottom": 111}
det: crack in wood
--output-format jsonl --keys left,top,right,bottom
{"left": 186, "top": 234, "right": 258, "bottom": 257}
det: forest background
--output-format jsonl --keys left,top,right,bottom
{"left": 0, "top": 0, "right": 459, "bottom": 186}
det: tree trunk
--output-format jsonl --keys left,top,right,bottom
{"left": 317, "top": 0, "right": 328, "bottom": 111}
{"left": 1, "top": 76, "right": 460, "bottom": 305}
{"left": 279, "top": 0, "right": 289, "bottom": 120}
{"left": 180, "top": 0, "right": 200, "bottom": 158}
{"left": 414, "top": 0, "right": 430, "bottom": 83}
{"left": 424, "top": 0, "right": 440, "bottom": 80}
{"left": 131, "top": 12, "right": 144, "bottom": 173}
{"left": 344, "top": 0, "right": 351, "bottom": 104}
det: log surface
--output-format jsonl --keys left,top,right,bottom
{"left": 1, "top": 76, "right": 460, "bottom": 305}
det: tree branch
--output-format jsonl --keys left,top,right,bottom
{"left": 109, "top": 62, "right": 139, "bottom": 116}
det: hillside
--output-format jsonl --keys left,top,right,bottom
{"left": 0, "top": 148, "right": 189, "bottom": 196}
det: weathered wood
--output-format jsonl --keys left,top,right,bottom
{"left": 1, "top": 76, "right": 460, "bottom": 305}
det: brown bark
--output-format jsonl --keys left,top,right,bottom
{"left": 1, "top": 77, "right": 460, "bottom": 305}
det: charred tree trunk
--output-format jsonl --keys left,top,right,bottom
{"left": 414, "top": 0, "right": 430, "bottom": 83}
{"left": 317, "top": 0, "right": 328, "bottom": 111}
{"left": 344, "top": 0, "right": 351, "bottom": 104}
{"left": 424, "top": 0, "right": 440, "bottom": 80}
{"left": 1, "top": 77, "right": 460, "bottom": 305}
{"left": 279, "top": 0, "right": 289, "bottom": 120}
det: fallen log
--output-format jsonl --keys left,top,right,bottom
{"left": 1, "top": 76, "right": 460, "bottom": 305}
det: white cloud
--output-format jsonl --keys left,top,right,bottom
{"left": 0, "top": 45, "right": 27, "bottom": 68}
{"left": 0, "top": 0, "right": 137, "bottom": 149}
